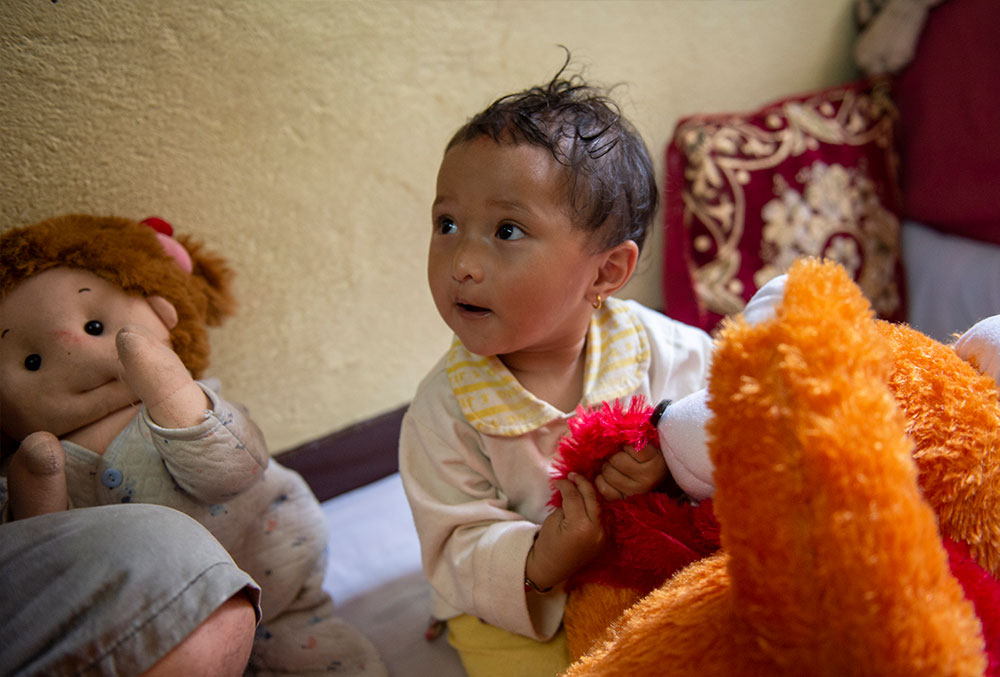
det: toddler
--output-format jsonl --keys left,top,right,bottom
{"left": 399, "top": 62, "right": 714, "bottom": 676}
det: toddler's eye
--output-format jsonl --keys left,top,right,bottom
{"left": 24, "top": 354, "right": 41, "bottom": 371}
{"left": 496, "top": 223, "right": 525, "bottom": 241}
{"left": 437, "top": 217, "right": 457, "bottom": 235}
{"left": 84, "top": 321, "right": 104, "bottom": 336}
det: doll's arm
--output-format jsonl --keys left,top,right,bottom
{"left": 954, "top": 315, "right": 1000, "bottom": 385}
{"left": 117, "top": 324, "right": 267, "bottom": 501}
{"left": 116, "top": 325, "right": 210, "bottom": 428}
{"left": 145, "top": 387, "right": 269, "bottom": 502}
{"left": 6, "top": 431, "right": 68, "bottom": 520}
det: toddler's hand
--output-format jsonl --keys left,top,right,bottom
{"left": 525, "top": 473, "right": 605, "bottom": 591}
{"left": 595, "top": 444, "right": 667, "bottom": 501}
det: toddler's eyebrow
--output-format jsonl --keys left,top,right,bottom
{"left": 1, "top": 329, "right": 8, "bottom": 339}
{"left": 488, "top": 198, "right": 534, "bottom": 215}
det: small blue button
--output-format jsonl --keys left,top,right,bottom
{"left": 101, "top": 468, "right": 123, "bottom": 489}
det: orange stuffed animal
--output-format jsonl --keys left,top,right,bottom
{"left": 562, "top": 258, "right": 1000, "bottom": 675}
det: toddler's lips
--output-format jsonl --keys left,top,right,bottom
{"left": 457, "top": 301, "right": 491, "bottom": 315}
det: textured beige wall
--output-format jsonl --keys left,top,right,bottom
{"left": 0, "top": 0, "right": 858, "bottom": 454}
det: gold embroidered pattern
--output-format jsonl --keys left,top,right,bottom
{"left": 673, "top": 79, "right": 901, "bottom": 319}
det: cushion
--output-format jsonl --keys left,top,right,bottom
{"left": 663, "top": 78, "right": 907, "bottom": 334}
{"left": 894, "top": 0, "right": 1000, "bottom": 245}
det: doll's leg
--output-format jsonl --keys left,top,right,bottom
{"left": 0, "top": 504, "right": 261, "bottom": 676}
{"left": 247, "top": 553, "right": 387, "bottom": 677}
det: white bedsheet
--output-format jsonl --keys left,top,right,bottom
{"left": 321, "top": 473, "right": 466, "bottom": 677}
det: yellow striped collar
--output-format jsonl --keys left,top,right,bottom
{"left": 445, "top": 297, "right": 650, "bottom": 436}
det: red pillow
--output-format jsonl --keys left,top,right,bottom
{"left": 895, "top": 0, "right": 1000, "bottom": 245}
{"left": 663, "top": 79, "right": 907, "bottom": 333}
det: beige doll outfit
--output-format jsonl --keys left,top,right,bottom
{"left": 399, "top": 298, "right": 714, "bottom": 642}
{"left": 3, "top": 382, "right": 385, "bottom": 677}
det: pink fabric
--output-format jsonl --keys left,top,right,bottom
{"left": 894, "top": 0, "right": 1000, "bottom": 245}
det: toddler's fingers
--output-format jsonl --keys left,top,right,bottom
{"left": 602, "top": 459, "right": 644, "bottom": 491}
{"left": 606, "top": 449, "right": 643, "bottom": 476}
{"left": 554, "top": 476, "right": 582, "bottom": 508}
{"left": 628, "top": 443, "right": 660, "bottom": 464}
{"left": 570, "top": 473, "right": 602, "bottom": 523}
{"left": 594, "top": 473, "right": 625, "bottom": 502}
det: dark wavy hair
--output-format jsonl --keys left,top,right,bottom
{"left": 446, "top": 55, "right": 658, "bottom": 254}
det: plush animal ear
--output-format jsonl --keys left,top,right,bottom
{"left": 147, "top": 296, "right": 179, "bottom": 331}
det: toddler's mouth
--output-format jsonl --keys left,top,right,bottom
{"left": 457, "top": 302, "right": 490, "bottom": 314}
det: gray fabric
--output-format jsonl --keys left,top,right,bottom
{"left": 0, "top": 504, "right": 261, "bottom": 677}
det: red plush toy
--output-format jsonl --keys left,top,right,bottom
{"left": 549, "top": 397, "right": 720, "bottom": 660}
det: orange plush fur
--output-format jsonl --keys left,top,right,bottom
{"left": 0, "top": 214, "right": 235, "bottom": 379}
{"left": 565, "top": 259, "right": 997, "bottom": 676}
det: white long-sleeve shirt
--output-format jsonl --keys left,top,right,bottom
{"left": 399, "top": 298, "right": 713, "bottom": 640}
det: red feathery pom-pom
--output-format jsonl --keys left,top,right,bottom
{"left": 549, "top": 397, "right": 658, "bottom": 508}
{"left": 548, "top": 396, "right": 721, "bottom": 593}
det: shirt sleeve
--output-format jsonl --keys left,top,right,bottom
{"left": 143, "top": 383, "right": 269, "bottom": 503}
{"left": 399, "top": 392, "right": 567, "bottom": 641}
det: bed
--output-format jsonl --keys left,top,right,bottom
{"left": 296, "top": 2, "right": 999, "bottom": 673}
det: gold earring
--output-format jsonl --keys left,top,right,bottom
{"left": 592, "top": 294, "right": 603, "bottom": 310}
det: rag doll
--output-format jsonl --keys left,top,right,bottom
{"left": 0, "top": 214, "right": 386, "bottom": 677}
{"left": 558, "top": 258, "right": 1000, "bottom": 674}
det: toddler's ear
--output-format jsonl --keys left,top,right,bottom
{"left": 147, "top": 296, "right": 179, "bottom": 331}
{"left": 593, "top": 240, "right": 639, "bottom": 298}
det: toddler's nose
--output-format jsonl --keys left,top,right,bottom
{"left": 451, "top": 237, "right": 485, "bottom": 283}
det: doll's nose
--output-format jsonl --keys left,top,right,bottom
{"left": 50, "top": 329, "right": 84, "bottom": 351}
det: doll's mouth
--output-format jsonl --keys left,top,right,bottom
{"left": 82, "top": 378, "right": 120, "bottom": 394}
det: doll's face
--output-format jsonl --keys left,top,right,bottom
{"left": 0, "top": 268, "right": 172, "bottom": 441}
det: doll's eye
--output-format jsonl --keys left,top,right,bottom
{"left": 24, "top": 354, "right": 41, "bottom": 371}
{"left": 84, "top": 321, "right": 104, "bottom": 336}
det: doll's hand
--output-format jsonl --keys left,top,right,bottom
{"left": 525, "top": 473, "right": 605, "bottom": 591}
{"left": 7, "top": 431, "right": 68, "bottom": 520}
{"left": 117, "top": 325, "right": 210, "bottom": 429}
{"left": 595, "top": 444, "right": 667, "bottom": 501}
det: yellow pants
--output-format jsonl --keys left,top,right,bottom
{"left": 447, "top": 614, "right": 571, "bottom": 677}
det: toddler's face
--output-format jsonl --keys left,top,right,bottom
{"left": 428, "top": 136, "right": 604, "bottom": 363}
